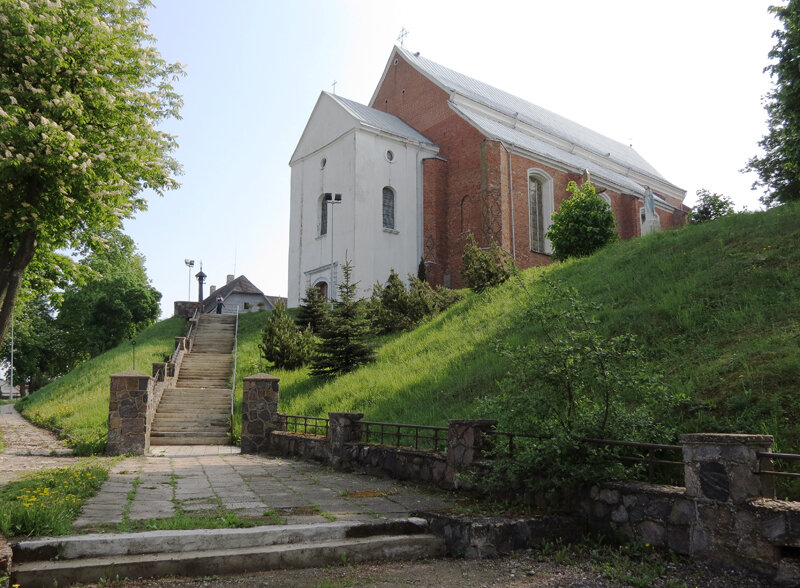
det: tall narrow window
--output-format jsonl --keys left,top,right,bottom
{"left": 382, "top": 186, "right": 395, "bottom": 230}
{"left": 529, "top": 176, "right": 545, "bottom": 253}
{"left": 320, "top": 196, "right": 328, "bottom": 236}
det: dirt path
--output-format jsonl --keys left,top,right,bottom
{"left": 0, "top": 404, "right": 75, "bottom": 485}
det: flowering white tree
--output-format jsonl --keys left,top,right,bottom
{"left": 0, "top": 0, "right": 183, "bottom": 343}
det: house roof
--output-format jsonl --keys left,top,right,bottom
{"left": 326, "top": 92, "right": 437, "bottom": 147}
{"left": 372, "top": 46, "right": 684, "bottom": 201}
{"left": 202, "top": 275, "right": 267, "bottom": 312}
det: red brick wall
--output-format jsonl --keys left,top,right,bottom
{"left": 373, "top": 50, "right": 683, "bottom": 287}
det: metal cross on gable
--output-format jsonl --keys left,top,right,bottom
{"left": 331, "top": 80, "right": 337, "bottom": 95}
{"left": 397, "top": 27, "right": 408, "bottom": 47}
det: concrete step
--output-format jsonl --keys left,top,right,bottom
{"left": 11, "top": 520, "right": 441, "bottom": 587}
{"left": 150, "top": 435, "right": 229, "bottom": 446}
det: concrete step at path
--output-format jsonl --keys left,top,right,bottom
{"left": 11, "top": 519, "right": 441, "bottom": 587}
{"left": 149, "top": 433, "right": 230, "bottom": 445}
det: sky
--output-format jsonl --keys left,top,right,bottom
{"left": 125, "top": 0, "right": 779, "bottom": 317}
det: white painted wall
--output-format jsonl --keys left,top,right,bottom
{"left": 288, "top": 94, "right": 435, "bottom": 307}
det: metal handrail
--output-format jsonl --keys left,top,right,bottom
{"left": 756, "top": 451, "right": 800, "bottom": 479}
{"left": 230, "top": 305, "right": 239, "bottom": 440}
{"left": 280, "top": 414, "right": 329, "bottom": 437}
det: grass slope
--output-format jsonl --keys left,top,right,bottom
{"left": 17, "top": 316, "right": 185, "bottom": 453}
{"left": 234, "top": 204, "right": 800, "bottom": 454}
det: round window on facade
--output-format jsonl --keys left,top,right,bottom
{"left": 385, "top": 150, "right": 394, "bottom": 163}
{"left": 320, "top": 157, "right": 327, "bottom": 169}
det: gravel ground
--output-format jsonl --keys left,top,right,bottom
{"left": 73, "top": 549, "right": 780, "bottom": 588}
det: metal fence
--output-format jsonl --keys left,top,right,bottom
{"left": 757, "top": 451, "right": 800, "bottom": 480}
{"left": 360, "top": 420, "right": 449, "bottom": 452}
{"left": 280, "top": 414, "right": 329, "bottom": 437}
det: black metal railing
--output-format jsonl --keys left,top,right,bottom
{"left": 757, "top": 451, "right": 800, "bottom": 479}
{"left": 359, "top": 420, "right": 448, "bottom": 452}
{"left": 280, "top": 414, "right": 329, "bottom": 437}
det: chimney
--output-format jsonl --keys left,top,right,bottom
{"left": 210, "top": 285, "right": 216, "bottom": 295}
{"left": 226, "top": 274, "right": 234, "bottom": 284}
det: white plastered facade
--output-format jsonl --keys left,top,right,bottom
{"left": 288, "top": 93, "right": 438, "bottom": 307}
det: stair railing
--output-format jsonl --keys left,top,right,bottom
{"left": 230, "top": 304, "right": 239, "bottom": 441}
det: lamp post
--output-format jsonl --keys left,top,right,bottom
{"left": 184, "top": 259, "right": 195, "bottom": 301}
{"left": 325, "top": 193, "right": 342, "bottom": 309}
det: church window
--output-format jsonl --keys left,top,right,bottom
{"left": 320, "top": 157, "right": 326, "bottom": 169}
{"left": 385, "top": 150, "right": 394, "bottom": 162}
{"left": 320, "top": 195, "right": 328, "bottom": 236}
{"left": 382, "top": 186, "right": 395, "bottom": 230}
{"left": 527, "top": 170, "right": 554, "bottom": 254}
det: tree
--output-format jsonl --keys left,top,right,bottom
{"left": 546, "top": 181, "right": 617, "bottom": 261}
{"left": 0, "top": 0, "right": 184, "bottom": 345}
{"left": 259, "top": 300, "right": 314, "bottom": 370}
{"left": 311, "top": 257, "right": 374, "bottom": 378}
{"left": 688, "top": 189, "right": 735, "bottom": 224}
{"left": 460, "top": 233, "right": 513, "bottom": 293}
{"left": 369, "top": 269, "right": 414, "bottom": 334}
{"left": 746, "top": 2, "right": 800, "bottom": 207}
{"left": 56, "top": 231, "right": 161, "bottom": 360}
{"left": 294, "top": 285, "right": 329, "bottom": 333}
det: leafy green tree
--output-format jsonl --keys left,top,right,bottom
{"left": 546, "top": 181, "right": 617, "bottom": 261}
{"left": 0, "top": 0, "right": 184, "bottom": 345}
{"left": 56, "top": 231, "right": 160, "bottom": 360}
{"left": 746, "top": 1, "right": 800, "bottom": 207}
{"left": 294, "top": 285, "right": 329, "bottom": 333}
{"left": 259, "top": 300, "right": 314, "bottom": 370}
{"left": 688, "top": 189, "right": 735, "bottom": 224}
{"left": 311, "top": 257, "right": 374, "bottom": 378}
{"left": 460, "top": 233, "right": 513, "bottom": 293}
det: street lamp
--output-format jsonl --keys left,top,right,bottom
{"left": 324, "top": 193, "right": 342, "bottom": 309}
{"left": 184, "top": 259, "right": 194, "bottom": 301}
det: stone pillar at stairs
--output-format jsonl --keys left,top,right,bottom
{"left": 107, "top": 371, "right": 152, "bottom": 455}
{"left": 241, "top": 373, "right": 281, "bottom": 454}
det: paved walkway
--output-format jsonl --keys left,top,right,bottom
{"left": 0, "top": 404, "right": 74, "bottom": 485}
{"left": 0, "top": 405, "right": 458, "bottom": 529}
{"left": 75, "top": 448, "right": 456, "bottom": 529}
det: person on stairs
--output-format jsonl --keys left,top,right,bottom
{"left": 215, "top": 295, "right": 224, "bottom": 314}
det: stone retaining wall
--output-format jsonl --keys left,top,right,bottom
{"left": 239, "top": 374, "right": 800, "bottom": 584}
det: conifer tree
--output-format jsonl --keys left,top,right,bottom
{"left": 259, "top": 300, "right": 314, "bottom": 370}
{"left": 295, "top": 285, "right": 329, "bottom": 332}
{"left": 311, "top": 258, "right": 374, "bottom": 377}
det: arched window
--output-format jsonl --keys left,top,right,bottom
{"left": 382, "top": 186, "right": 395, "bottom": 230}
{"left": 460, "top": 195, "right": 473, "bottom": 234}
{"left": 316, "top": 281, "right": 328, "bottom": 301}
{"left": 320, "top": 195, "right": 328, "bottom": 236}
{"left": 528, "top": 170, "right": 554, "bottom": 254}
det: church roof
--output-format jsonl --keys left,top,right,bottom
{"left": 325, "top": 92, "right": 436, "bottom": 146}
{"left": 374, "top": 46, "right": 683, "bottom": 200}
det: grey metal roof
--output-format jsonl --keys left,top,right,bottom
{"left": 394, "top": 46, "right": 671, "bottom": 185}
{"left": 326, "top": 92, "right": 436, "bottom": 147}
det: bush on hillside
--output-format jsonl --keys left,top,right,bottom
{"left": 547, "top": 181, "right": 617, "bottom": 261}
{"left": 482, "top": 278, "right": 676, "bottom": 501}
{"left": 461, "top": 233, "right": 513, "bottom": 293}
{"left": 258, "top": 300, "right": 315, "bottom": 370}
{"left": 688, "top": 189, "right": 736, "bottom": 224}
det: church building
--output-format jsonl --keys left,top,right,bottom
{"left": 288, "top": 46, "right": 687, "bottom": 307}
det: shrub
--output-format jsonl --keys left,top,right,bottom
{"left": 688, "top": 189, "right": 735, "bottom": 224}
{"left": 481, "top": 278, "right": 675, "bottom": 501}
{"left": 258, "top": 300, "right": 314, "bottom": 370}
{"left": 461, "top": 233, "right": 513, "bottom": 293}
{"left": 547, "top": 181, "right": 618, "bottom": 261}
{"left": 369, "top": 270, "right": 414, "bottom": 334}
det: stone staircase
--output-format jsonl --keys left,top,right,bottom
{"left": 150, "top": 314, "right": 236, "bottom": 446}
{"left": 11, "top": 519, "right": 443, "bottom": 587}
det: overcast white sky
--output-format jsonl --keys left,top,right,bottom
{"left": 124, "top": 0, "right": 779, "bottom": 317}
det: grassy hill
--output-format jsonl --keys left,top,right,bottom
{"left": 17, "top": 203, "right": 800, "bottom": 462}
{"left": 232, "top": 203, "right": 800, "bottom": 452}
{"left": 16, "top": 316, "right": 185, "bottom": 453}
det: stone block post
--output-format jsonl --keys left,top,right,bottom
{"left": 241, "top": 373, "right": 281, "bottom": 454}
{"left": 174, "top": 337, "right": 188, "bottom": 351}
{"left": 328, "top": 412, "right": 364, "bottom": 470}
{"left": 445, "top": 419, "right": 497, "bottom": 488}
{"left": 681, "top": 433, "right": 775, "bottom": 504}
{"left": 107, "top": 371, "right": 152, "bottom": 455}
{"left": 152, "top": 362, "right": 167, "bottom": 382}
